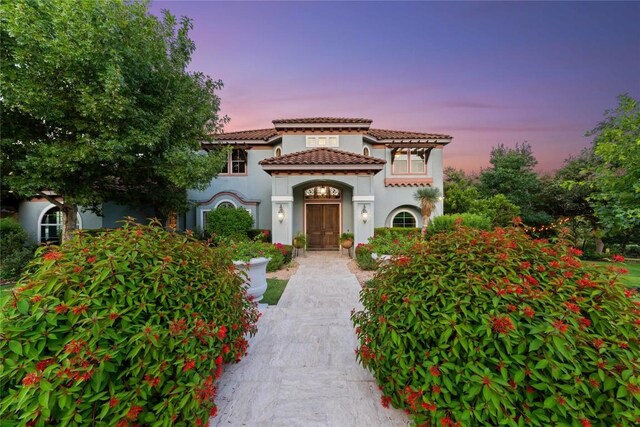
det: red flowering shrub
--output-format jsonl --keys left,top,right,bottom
{"left": 0, "top": 220, "right": 259, "bottom": 426}
{"left": 352, "top": 224, "right": 640, "bottom": 426}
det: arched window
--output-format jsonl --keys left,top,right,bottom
{"left": 39, "top": 207, "right": 63, "bottom": 243}
{"left": 363, "top": 146, "right": 370, "bottom": 156}
{"left": 392, "top": 211, "right": 417, "bottom": 228}
{"left": 274, "top": 147, "right": 282, "bottom": 157}
{"left": 304, "top": 185, "right": 341, "bottom": 200}
{"left": 38, "top": 206, "right": 83, "bottom": 243}
{"left": 215, "top": 200, "right": 236, "bottom": 209}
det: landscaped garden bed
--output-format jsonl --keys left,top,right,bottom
{"left": 352, "top": 220, "right": 640, "bottom": 426}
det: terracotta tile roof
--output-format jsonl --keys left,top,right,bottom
{"left": 367, "top": 129, "right": 452, "bottom": 140}
{"left": 385, "top": 178, "right": 434, "bottom": 187}
{"left": 211, "top": 128, "right": 279, "bottom": 141}
{"left": 272, "top": 117, "right": 372, "bottom": 125}
{"left": 260, "top": 147, "right": 386, "bottom": 166}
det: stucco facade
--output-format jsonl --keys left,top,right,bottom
{"left": 17, "top": 117, "right": 451, "bottom": 247}
{"left": 188, "top": 117, "right": 451, "bottom": 247}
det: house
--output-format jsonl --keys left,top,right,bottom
{"left": 17, "top": 117, "right": 451, "bottom": 248}
{"left": 188, "top": 117, "right": 451, "bottom": 249}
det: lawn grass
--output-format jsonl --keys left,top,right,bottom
{"left": 262, "top": 278, "right": 288, "bottom": 305}
{"left": 586, "top": 260, "right": 640, "bottom": 288}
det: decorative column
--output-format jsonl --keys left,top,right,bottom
{"left": 352, "top": 195, "right": 374, "bottom": 246}
{"left": 271, "top": 196, "right": 293, "bottom": 245}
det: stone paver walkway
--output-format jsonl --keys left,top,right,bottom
{"left": 210, "top": 251, "right": 408, "bottom": 426}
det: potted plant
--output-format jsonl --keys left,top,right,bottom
{"left": 293, "top": 231, "right": 306, "bottom": 249}
{"left": 339, "top": 231, "right": 354, "bottom": 249}
{"left": 230, "top": 240, "right": 271, "bottom": 303}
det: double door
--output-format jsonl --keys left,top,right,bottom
{"left": 306, "top": 204, "right": 340, "bottom": 250}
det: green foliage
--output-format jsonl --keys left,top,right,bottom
{"left": 1, "top": 0, "right": 228, "bottom": 238}
{"left": 247, "top": 229, "right": 271, "bottom": 243}
{"left": 0, "top": 220, "right": 259, "bottom": 426}
{"left": 479, "top": 143, "right": 550, "bottom": 225}
{"left": 355, "top": 244, "right": 377, "bottom": 271}
{"left": 469, "top": 194, "right": 520, "bottom": 227}
{"left": 443, "top": 167, "right": 480, "bottom": 214}
{"left": 205, "top": 207, "right": 254, "bottom": 239}
{"left": 293, "top": 232, "right": 307, "bottom": 248}
{"left": 229, "top": 240, "right": 291, "bottom": 272}
{"left": 589, "top": 94, "right": 640, "bottom": 236}
{"left": 352, "top": 224, "right": 640, "bottom": 426}
{"left": 340, "top": 232, "right": 354, "bottom": 242}
{"left": 374, "top": 227, "right": 421, "bottom": 238}
{"left": 367, "top": 233, "right": 421, "bottom": 257}
{"left": 428, "top": 213, "right": 492, "bottom": 235}
{"left": 0, "top": 218, "right": 35, "bottom": 281}
{"left": 414, "top": 187, "right": 442, "bottom": 223}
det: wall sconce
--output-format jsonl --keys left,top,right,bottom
{"left": 361, "top": 206, "right": 369, "bottom": 223}
{"left": 277, "top": 204, "right": 285, "bottom": 223}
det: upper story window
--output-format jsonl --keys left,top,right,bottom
{"left": 392, "top": 148, "right": 429, "bottom": 175}
{"left": 363, "top": 146, "right": 370, "bottom": 156}
{"left": 274, "top": 147, "right": 282, "bottom": 157}
{"left": 306, "top": 136, "right": 339, "bottom": 147}
{"left": 221, "top": 148, "right": 247, "bottom": 174}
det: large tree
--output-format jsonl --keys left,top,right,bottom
{"left": 479, "top": 143, "right": 550, "bottom": 225}
{"left": 1, "top": 0, "right": 228, "bottom": 241}
{"left": 588, "top": 94, "right": 640, "bottom": 240}
{"left": 443, "top": 167, "right": 479, "bottom": 214}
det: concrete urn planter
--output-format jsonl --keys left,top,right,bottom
{"left": 233, "top": 257, "right": 271, "bottom": 303}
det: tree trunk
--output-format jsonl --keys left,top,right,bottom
{"left": 595, "top": 236, "right": 604, "bottom": 254}
{"left": 61, "top": 204, "right": 78, "bottom": 243}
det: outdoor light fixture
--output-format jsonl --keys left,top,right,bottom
{"left": 361, "top": 206, "right": 369, "bottom": 223}
{"left": 319, "top": 186, "right": 327, "bottom": 196}
{"left": 277, "top": 205, "right": 285, "bottom": 223}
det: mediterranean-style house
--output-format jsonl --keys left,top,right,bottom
{"left": 16, "top": 117, "right": 451, "bottom": 248}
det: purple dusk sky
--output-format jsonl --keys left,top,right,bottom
{"left": 150, "top": 1, "right": 640, "bottom": 173}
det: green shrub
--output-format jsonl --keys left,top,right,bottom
{"left": 205, "top": 206, "right": 253, "bottom": 239}
{"left": 355, "top": 243, "right": 377, "bottom": 270}
{"left": 469, "top": 194, "right": 520, "bottom": 227}
{"left": 367, "top": 233, "right": 420, "bottom": 257}
{"left": 0, "top": 220, "right": 260, "bottom": 426}
{"left": 247, "top": 229, "right": 271, "bottom": 243}
{"left": 0, "top": 218, "right": 35, "bottom": 281}
{"left": 374, "top": 227, "right": 421, "bottom": 238}
{"left": 352, "top": 223, "right": 640, "bottom": 426}
{"left": 229, "top": 240, "right": 289, "bottom": 272}
{"left": 428, "top": 213, "right": 491, "bottom": 235}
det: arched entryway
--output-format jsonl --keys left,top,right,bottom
{"left": 304, "top": 185, "right": 342, "bottom": 250}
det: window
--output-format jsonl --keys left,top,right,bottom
{"left": 274, "top": 147, "right": 282, "bottom": 157}
{"left": 392, "top": 148, "right": 429, "bottom": 174}
{"left": 215, "top": 200, "right": 235, "bottom": 209}
{"left": 304, "top": 185, "right": 341, "bottom": 200}
{"left": 363, "top": 146, "right": 370, "bottom": 156}
{"left": 306, "top": 136, "right": 339, "bottom": 147}
{"left": 392, "top": 211, "right": 417, "bottom": 228}
{"left": 40, "top": 207, "right": 63, "bottom": 243}
{"left": 221, "top": 149, "right": 247, "bottom": 174}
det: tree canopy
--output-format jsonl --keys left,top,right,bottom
{"left": 588, "top": 94, "right": 640, "bottom": 236}
{"left": 478, "top": 143, "right": 550, "bottom": 225}
{"left": 1, "top": 0, "right": 228, "bottom": 240}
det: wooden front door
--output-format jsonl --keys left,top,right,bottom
{"left": 306, "top": 204, "right": 340, "bottom": 250}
